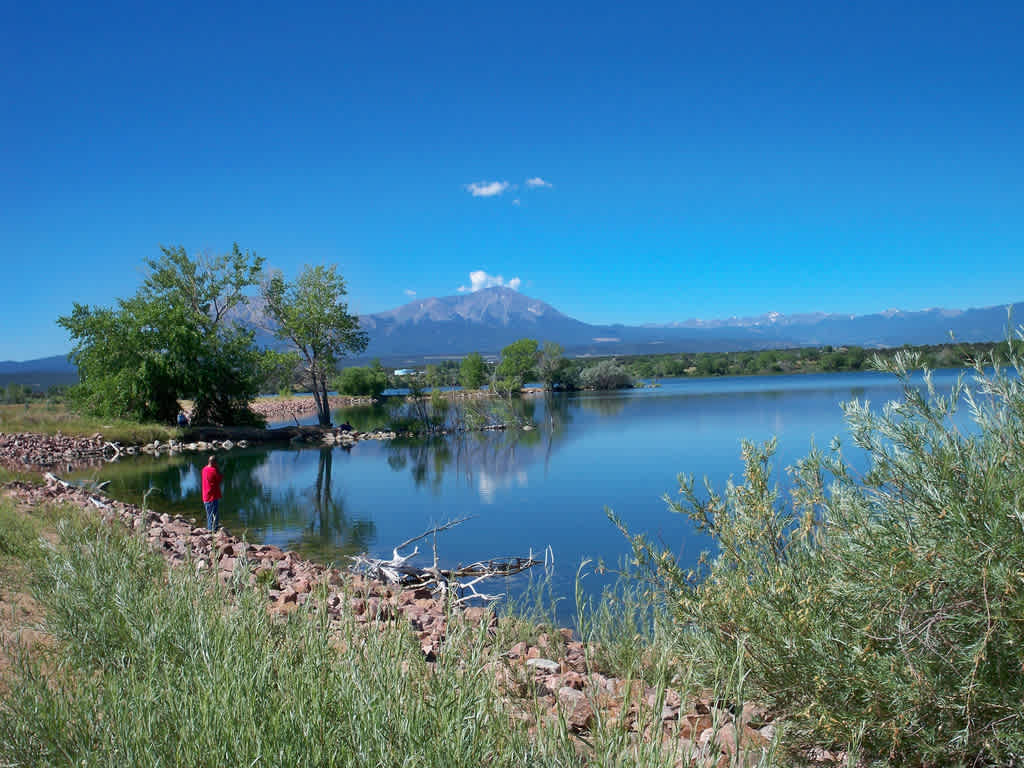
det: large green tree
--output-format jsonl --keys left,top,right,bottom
{"left": 262, "top": 265, "right": 368, "bottom": 426}
{"left": 493, "top": 338, "right": 539, "bottom": 397}
{"left": 58, "top": 244, "right": 266, "bottom": 425}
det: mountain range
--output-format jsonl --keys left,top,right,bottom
{"left": 4, "top": 289, "right": 1021, "bottom": 379}
{"left": 354, "top": 288, "right": 1022, "bottom": 362}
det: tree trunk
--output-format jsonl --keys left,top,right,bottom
{"left": 316, "top": 375, "right": 332, "bottom": 427}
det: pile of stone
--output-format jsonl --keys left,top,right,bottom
{"left": 250, "top": 395, "right": 375, "bottom": 422}
{"left": 0, "top": 431, "right": 114, "bottom": 469}
{"left": 6, "top": 477, "right": 782, "bottom": 767}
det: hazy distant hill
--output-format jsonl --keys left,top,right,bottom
{"left": 5, "top": 291, "right": 1022, "bottom": 381}
{"left": 0, "top": 355, "right": 75, "bottom": 375}
{"left": 0, "top": 355, "right": 78, "bottom": 390}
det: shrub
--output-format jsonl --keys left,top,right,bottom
{"left": 616, "top": 347, "right": 1024, "bottom": 765}
{"left": 334, "top": 364, "right": 387, "bottom": 397}
{"left": 579, "top": 360, "right": 634, "bottom": 390}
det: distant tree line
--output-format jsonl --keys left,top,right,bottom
{"left": 328, "top": 338, "right": 1017, "bottom": 400}
{"left": 614, "top": 339, "right": 1015, "bottom": 380}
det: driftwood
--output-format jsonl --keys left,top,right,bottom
{"left": 351, "top": 516, "right": 542, "bottom": 604}
{"left": 44, "top": 472, "right": 111, "bottom": 493}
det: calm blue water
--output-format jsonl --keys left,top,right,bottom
{"left": 81, "top": 369, "right": 977, "bottom": 609}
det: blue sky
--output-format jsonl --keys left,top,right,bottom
{"left": 2, "top": 0, "right": 1022, "bottom": 360}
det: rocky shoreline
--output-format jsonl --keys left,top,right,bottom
{"left": 249, "top": 394, "right": 376, "bottom": 423}
{"left": 0, "top": 431, "right": 117, "bottom": 469}
{"left": 0, "top": 427, "right": 397, "bottom": 471}
{"left": 3, "top": 468, "right": 779, "bottom": 767}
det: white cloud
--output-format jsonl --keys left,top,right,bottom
{"left": 457, "top": 270, "right": 523, "bottom": 293}
{"left": 512, "top": 198, "right": 521, "bottom": 206}
{"left": 465, "top": 180, "right": 510, "bottom": 198}
{"left": 525, "top": 177, "right": 552, "bottom": 188}
{"left": 404, "top": 289, "right": 416, "bottom": 297}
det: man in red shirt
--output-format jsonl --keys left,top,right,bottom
{"left": 201, "top": 455, "right": 223, "bottom": 531}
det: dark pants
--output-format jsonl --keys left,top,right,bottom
{"left": 204, "top": 499, "right": 220, "bottom": 531}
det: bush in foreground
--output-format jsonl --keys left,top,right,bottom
{"left": 617, "top": 347, "right": 1024, "bottom": 765}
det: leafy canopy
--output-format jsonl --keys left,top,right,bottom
{"left": 494, "top": 338, "right": 539, "bottom": 397}
{"left": 459, "top": 352, "right": 488, "bottom": 390}
{"left": 335, "top": 361, "right": 388, "bottom": 398}
{"left": 58, "top": 244, "right": 266, "bottom": 425}
{"left": 262, "top": 265, "right": 368, "bottom": 426}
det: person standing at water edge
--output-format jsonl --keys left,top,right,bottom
{"left": 201, "top": 456, "right": 223, "bottom": 531}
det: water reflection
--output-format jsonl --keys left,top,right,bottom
{"left": 71, "top": 446, "right": 377, "bottom": 564}
{"left": 78, "top": 369, "right": 977, "bottom": 609}
{"left": 378, "top": 399, "right": 570, "bottom": 498}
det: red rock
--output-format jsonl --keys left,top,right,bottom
{"left": 561, "top": 671, "right": 585, "bottom": 690}
{"left": 680, "top": 714, "right": 713, "bottom": 741}
{"left": 463, "top": 606, "right": 487, "bottom": 624}
{"left": 557, "top": 687, "right": 593, "bottom": 731}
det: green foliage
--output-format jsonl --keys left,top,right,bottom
{"left": 262, "top": 265, "right": 369, "bottom": 426}
{"left": 579, "top": 360, "right": 634, "bottom": 390}
{"left": 459, "top": 352, "right": 488, "bottom": 389}
{"left": 258, "top": 349, "right": 301, "bottom": 395}
{"left": 536, "top": 341, "right": 578, "bottom": 390}
{"left": 334, "top": 360, "right": 388, "bottom": 397}
{"left": 0, "top": 499, "right": 45, "bottom": 563}
{"left": 617, "top": 347, "right": 1024, "bottom": 764}
{"left": 494, "top": 338, "right": 539, "bottom": 396}
{"left": 609, "top": 339, "right": 1014, "bottom": 382}
{"left": 57, "top": 244, "right": 266, "bottom": 426}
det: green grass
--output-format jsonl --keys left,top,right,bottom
{"left": 0, "top": 499, "right": 49, "bottom": 565}
{"left": 0, "top": 511, "right": 780, "bottom": 768}
{"left": 0, "top": 402, "right": 180, "bottom": 444}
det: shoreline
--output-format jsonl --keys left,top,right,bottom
{"left": 2, "top": 473, "right": 777, "bottom": 763}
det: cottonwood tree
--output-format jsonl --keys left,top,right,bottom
{"left": 536, "top": 340, "right": 576, "bottom": 390}
{"left": 459, "top": 352, "right": 488, "bottom": 389}
{"left": 262, "top": 265, "right": 368, "bottom": 426}
{"left": 493, "top": 338, "right": 539, "bottom": 398}
{"left": 58, "top": 244, "right": 266, "bottom": 424}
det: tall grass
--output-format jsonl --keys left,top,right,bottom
{"left": 617, "top": 346, "right": 1024, "bottom": 765}
{"left": 1, "top": 512, "right": 765, "bottom": 767}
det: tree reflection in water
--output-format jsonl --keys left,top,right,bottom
{"left": 380, "top": 394, "right": 573, "bottom": 495}
{"left": 71, "top": 445, "right": 376, "bottom": 565}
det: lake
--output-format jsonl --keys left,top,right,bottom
{"left": 76, "top": 368, "right": 976, "bottom": 611}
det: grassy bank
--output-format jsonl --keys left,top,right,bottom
{"left": 0, "top": 402, "right": 181, "bottom": 444}
{"left": 0, "top": 494, "right": 777, "bottom": 768}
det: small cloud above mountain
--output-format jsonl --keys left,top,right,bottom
{"left": 465, "top": 180, "right": 510, "bottom": 198}
{"left": 457, "top": 270, "right": 522, "bottom": 293}
{"left": 525, "top": 177, "right": 552, "bottom": 188}
{"left": 404, "top": 289, "right": 417, "bottom": 297}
